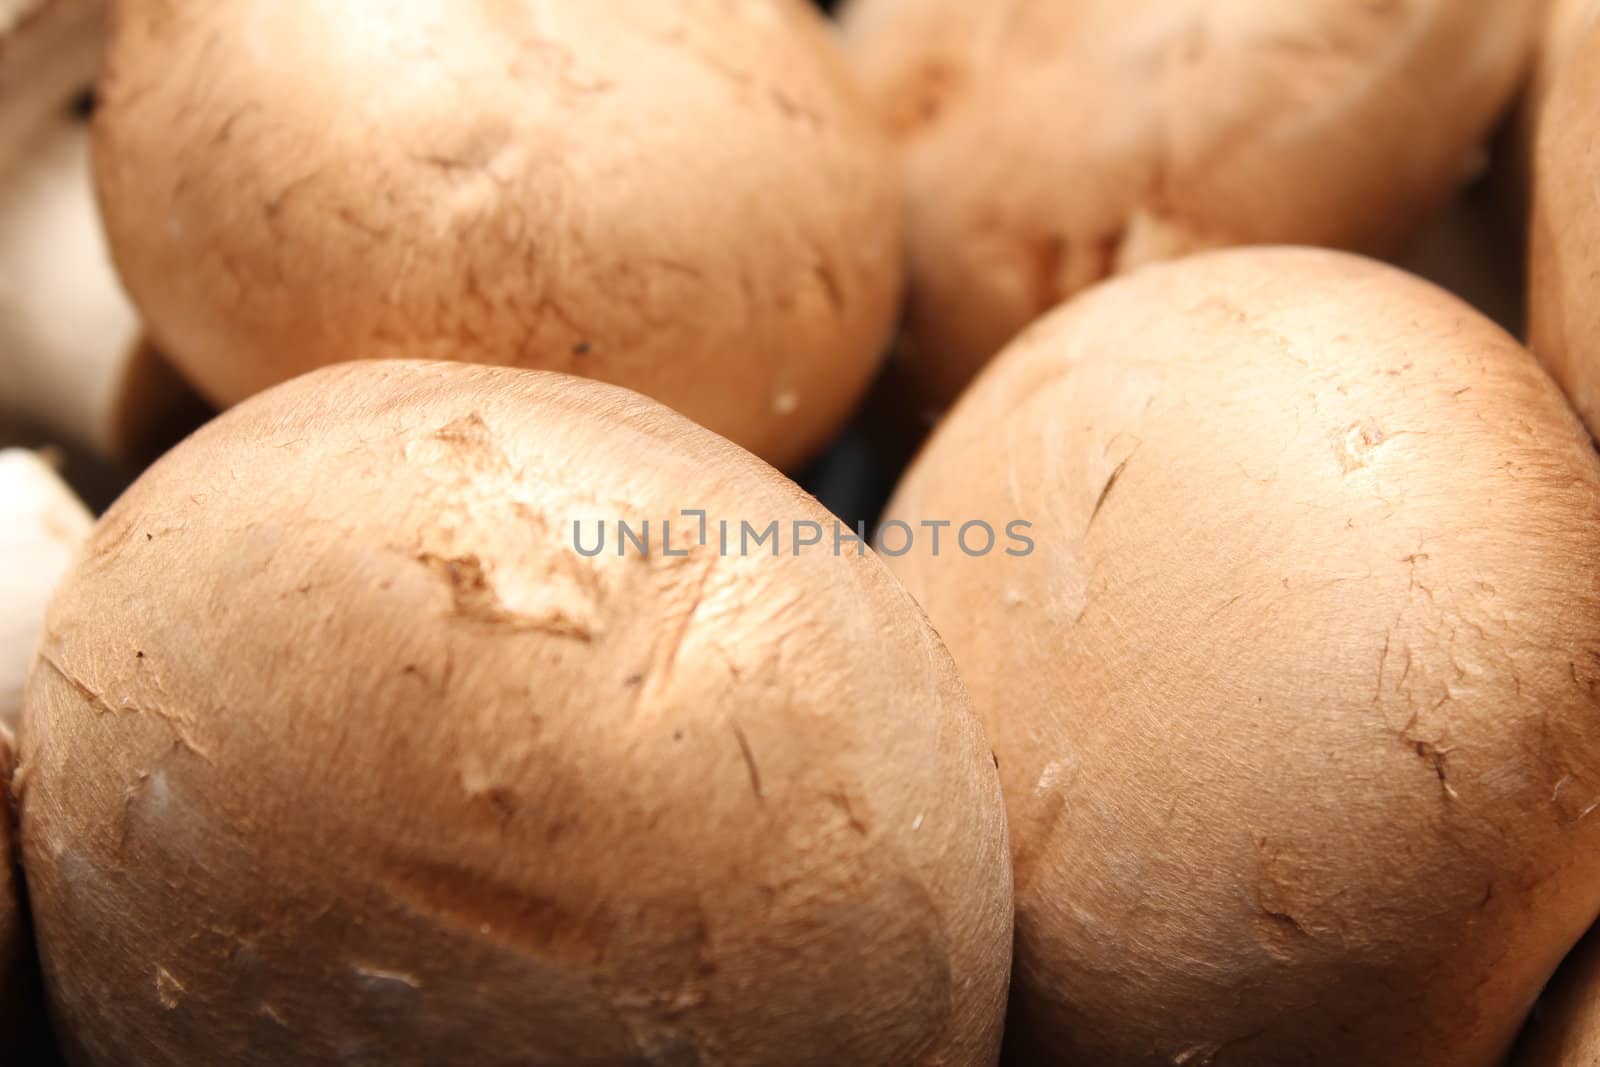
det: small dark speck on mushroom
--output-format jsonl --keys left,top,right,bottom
{"left": 572, "top": 341, "right": 592, "bottom": 357}
{"left": 136, "top": 651, "right": 145, "bottom": 659}
{"left": 673, "top": 730, "right": 684, "bottom": 742}
{"left": 624, "top": 673, "right": 644, "bottom": 687}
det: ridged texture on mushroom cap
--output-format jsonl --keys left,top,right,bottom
{"left": 20, "top": 361, "right": 1011, "bottom": 1066}
{"left": 94, "top": 0, "right": 901, "bottom": 471}
{"left": 1530, "top": 19, "right": 1600, "bottom": 440}
{"left": 882, "top": 248, "right": 1600, "bottom": 1066}
{"left": 839, "top": 0, "right": 1540, "bottom": 407}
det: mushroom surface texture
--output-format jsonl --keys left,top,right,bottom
{"left": 1506, "top": 0, "right": 1600, "bottom": 221}
{"left": 1531, "top": 0, "right": 1600, "bottom": 123}
{"left": 0, "top": 0, "right": 205, "bottom": 461}
{"left": 0, "top": 450, "right": 92, "bottom": 734}
{"left": 1514, "top": 929, "right": 1600, "bottom": 1066}
{"left": 881, "top": 248, "right": 1600, "bottom": 1066}
{"left": 1529, "top": 17, "right": 1600, "bottom": 438}
{"left": 20, "top": 360, "right": 1012, "bottom": 1066}
{"left": 839, "top": 0, "right": 1542, "bottom": 408}
{"left": 93, "top": 0, "right": 902, "bottom": 471}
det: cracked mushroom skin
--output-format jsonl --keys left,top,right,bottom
{"left": 92, "top": 0, "right": 901, "bottom": 472}
{"left": 1529, "top": 20, "right": 1600, "bottom": 441}
{"left": 880, "top": 249, "right": 1600, "bottom": 1066}
{"left": 18, "top": 361, "right": 1013, "bottom": 1066}
{"left": 839, "top": 0, "right": 1541, "bottom": 408}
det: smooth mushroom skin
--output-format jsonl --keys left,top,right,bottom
{"left": 0, "top": 451, "right": 92, "bottom": 734}
{"left": 1514, "top": 929, "right": 1600, "bottom": 1066}
{"left": 93, "top": 0, "right": 902, "bottom": 471}
{"left": 1529, "top": 19, "right": 1600, "bottom": 438}
{"left": 839, "top": 0, "right": 1541, "bottom": 408}
{"left": 881, "top": 248, "right": 1600, "bottom": 1066}
{"left": 1527, "top": 0, "right": 1600, "bottom": 137}
{"left": 1504, "top": 0, "right": 1600, "bottom": 227}
{"left": 0, "top": 0, "right": 207, "bottom": 461}
{"left": 19, "top": 361, "right": 1012, "bottom": 1067}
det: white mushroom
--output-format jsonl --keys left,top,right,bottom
{"left": 0, "top": 0, "right": 206, "bottom": 462}
{"left": 0, "top": 448, "right": 92, "bottom": 735}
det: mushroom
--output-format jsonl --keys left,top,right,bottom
{"left": 0, "top": 0, "right": 210, "bottom": 464}
{"left": 0, "top": 468, "right": 68, "bottom": 1057}
{"left": 0, "top": 449, "right": 91, "bottom": 735}
{"left": 881, "top": 247, "right": 1600, "bottom": 1065}
{"left": 21, "top": 360, "right": 1013, "bottom": 1066}
{"left": 92, "top": 0, "right": 901, "bottom": 471}
{"left": 1529, "top": 14, "right": 1600, "bottom": 437}
{"left": 1524, "top": 0, "right": 1600, "bottom": 162}
{"left": 839, "top": 0, "right": 1543, "bottom": 408}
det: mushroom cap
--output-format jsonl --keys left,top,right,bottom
{"left": 1529, "top": 15, "right": 1600, "bottom": 438}
{"left": 1507, "top": 0, "right": 1600, "bottom": 217}
{"left": 882, "top": 247, "right": 1600, "bottom": 1065}
{"left": 1538, "top": 0, "right": 1600, "bottom": 91}
{"left": 21, "top": 360, "right": 1012, "bottom": 1066}
{"left": 94, "top": 0, "right": 902, "bottom": 470}
{"left": 840, "top": 0, "right": 1541, "bottom": 407}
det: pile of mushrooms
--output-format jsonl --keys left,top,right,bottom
{"left": 7, "top": 2, "right": 1600, "bottom": 1065}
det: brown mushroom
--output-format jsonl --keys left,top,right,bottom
{"left": 21, "top": 360, "right": 1013, "bottom": 1065}
{"left": 840, "top": 0, "right": 1541, "bottom": 409}
{"left": 93, "top": 0, "right": 901, "bottom": 471}
{"left": 882, "top": 248, "right": 1600, "bottom": 1065}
